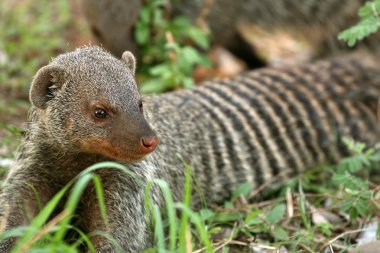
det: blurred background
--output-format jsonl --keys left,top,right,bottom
{"left": 1, "top": 1, "right": 380, "bottom": 251}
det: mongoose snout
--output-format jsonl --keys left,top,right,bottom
{"left": 140, "top": 135, "right": 159, "bottom": 153}
{"left": 87, "top": 102, "right": 158, "bottom": 161}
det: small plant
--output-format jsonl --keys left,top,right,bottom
{"left": 134, "top": 0, "right": 211, "bottom": 93}
{"left": 332, "top": 137, "right": 380, "bottom": 219}
{"left": 338, "top": 0, "right": 380, "bottom": 47}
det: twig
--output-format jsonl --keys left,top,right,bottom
{"left": 165, "top": 32, "right": 177, "bottom": 63}
{"left": 299, "top": 243, "right": 314, "bottom": 253}
{"left": 329, "top": 243, "right": 334, "bottom": 253}
{"left": 371, "top": 198, "right": 380, "bottom": 211}
{"left": 212, "top": 223, "right": 237, "bottom": 252}
{"left": 320, "top": 228, "right": 367, "bottom": 251}
{"left": 286, "top": 187, "right": 294, "bottom": 218}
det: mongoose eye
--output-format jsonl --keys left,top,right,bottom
{"left": 46, "top": 88, "right": 54, "bottom": 99}
{"left": 94, "top": 108, "right": 108, "bottom": 119}
{"left": 139, "top": 101, "right": 143, "bottom": 112}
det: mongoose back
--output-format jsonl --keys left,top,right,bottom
{"left": 1, "top": 47, "right": 380, "bottom": 252}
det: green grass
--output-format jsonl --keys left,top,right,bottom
{"left": 0, "top": 138, "right": 379, "bottom": 252}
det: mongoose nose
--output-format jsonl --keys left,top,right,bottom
{"left": 140, "top": 136, "right": 158, "bottom": 153}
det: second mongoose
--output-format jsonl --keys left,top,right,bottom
{"left": 81, "top": 0, "right": 379, "bottom": 61}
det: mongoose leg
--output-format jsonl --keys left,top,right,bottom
{"left": 81, "top": 170, "right": 153, "bottom": 252}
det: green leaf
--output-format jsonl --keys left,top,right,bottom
{"left": 360, "top": 191, "right": 373, "bottom": 200}
{"left": 224, "top": 201, "right": 233, "bottom": 208}
{"left": 208, "top": 227, "right": 222, "bottom": 234}
{"left": 149, "top": 63, "right": 172, "bottom": 76}
{"left": 152, "top": 8, "right": 163, "bottom": 26}
{"left": 135, "top": 23, "right": 150, "bottom": 45}
{"left": 246, "top": 216, "right": 264, "bottom": 226}
{"left": 212, "top": 212, "right": 244, "bottom": 224}
{"left": 347, "top": 176, "right": 368, "bottom": 191}
{"left": 333, "top": 172, "right": 368, "bottom": 191}
{"left": 340, "top": 198, "right": 354, "bottom": 212}
{"left": 359, "top": 1, "right": 380, "bottom": 18}
{"left": 139, "top": 7, "right": 151, "bottom": 24}
{"left": 171, "top": 16, "right": 192, "bottom": 29}
{"left": 188, "top": 27, "right": 210, "bottom": 49}
{"left": 339, "top": 157, "right": 362, "bottom": 173}
{"left": 266, "top": 204, "right": 286, "bottom": 224}
{"left": 338, "top": 16, "right": 380, "bottom": 47}
{"left": 199, "top": 208, "right": 215, "bottom": 222}
{"left": 198, "top": 54, "right": 212, "bottom": 67}
{"left": 181, "top": 46, "right": 203, "bottom": 65}
{"left": 356, "top": 198, "right": 368, "bottom": 216}
{"left": 245, "top": 209, "right": 262, "bottom": 225}
{"left": 182, "top": 77, "right": 194, "bottom": 89}
{"left": 349, "top": 207, "right": 358, "bottom": 219}
{"left": 140, "top": 79, "right": 169, "bottom": 94}
{"left": 232, "top": 182, "right": 253, "bottom": 200}
{"left": 332, "top": 172, "right": 350, "bottom": 184}
{"left": 273, "top": 225, "right": 288, "bottom": 240}
{"left": 316, "top": 223, "right": 333, "bottom": 236}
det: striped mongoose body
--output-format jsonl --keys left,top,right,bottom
{"left": 1, "top": 47, "right": 380, "bottom": 252}
{"left": 81, "top": 0, "right": 378, "bottom": 59}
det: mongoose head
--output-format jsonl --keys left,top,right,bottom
{"left": 29, "top": 46, "right": 158, "bottom": 162}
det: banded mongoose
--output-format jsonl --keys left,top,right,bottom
{"left": 1, "top": 46, "right": 380, "bottom": 252}
{"left": 81, "top": 0, "right": 379, "bottom": 60}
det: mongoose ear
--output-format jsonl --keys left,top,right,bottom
{"left": 29, "top": 65, "right": 67, "bottom": 109}
{"left": 121, "top": 51, "right": 136, "bottom": 75}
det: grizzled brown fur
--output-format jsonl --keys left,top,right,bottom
{"left": 1, "top": 47, "right": 380, "bottom": 252}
